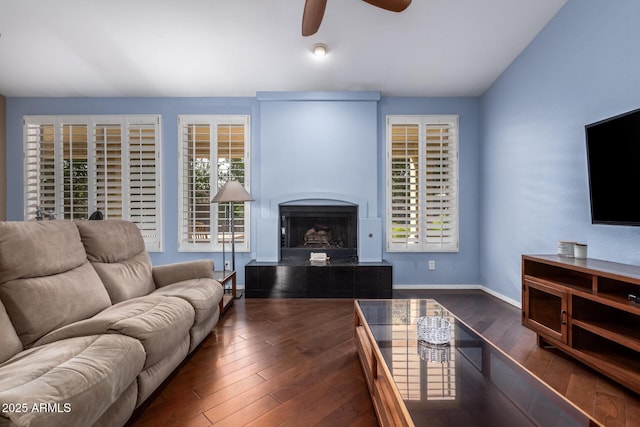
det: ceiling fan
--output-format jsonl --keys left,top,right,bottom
{"left": 302, "top": 0, "right": 412, "bottom": 36}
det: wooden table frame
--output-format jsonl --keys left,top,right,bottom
{"left": 214, "top": 270, "right": 236, "bottom": 315}
{"left": 354, "top": 301, "right": 414, "bottom": 427}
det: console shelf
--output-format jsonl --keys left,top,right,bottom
{"left": 571, "top": 319, "right": 640, "bottom": 352}
{"left": 522, "top": 254, "right": 640, "bottom": 394}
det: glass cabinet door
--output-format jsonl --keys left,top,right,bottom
{"left": 523, "top": 279, "right": 568, "bottom": 343}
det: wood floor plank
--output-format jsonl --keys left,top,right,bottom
{"left": 193, "top": 342, "right": 299, "bottom": 399}
{"left": 625, "top": 395, "right": 640, "bottom": 427}
{"left": 208, "top": 394, "right": 281, "bottom": 426}
{"left": 248, "top": 381, "right": 337, "bottom": 426}
{"left": 135, "top": 374, "right": 266, "bottom": 427}
{"left": 566, "top": 365, "right": 598, "bottom": 417}
{"left": 128, "top": 291, "right": 640, "bottom": 427}
{"left": 594, "top": 384, "right": 626, "bottom": 427}
{"left": 279, "top": 377, "right": 368, "bottom": 427}
{"left": 540, "top": 351, "right": 574, "bottom": 395}
{"left": 507, "top": 328, "right": 538, "bottom": 364}
{"left": 347, "top": 413, "right": 379, "bottom": 427}
{"left": 160, "top": 342, "right": 274, "bottom": 400}
{"left": 313, "top": 388, "right": 377, "bottom": 427}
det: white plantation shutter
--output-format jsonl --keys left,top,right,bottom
{"left": 23, "top": 115, "right": 162, "bottom": 252}
{"left": 386, "top": 115, "right": 459, "bottom": 252}
{"left": 389, "top": 123, "right": 421, "bottom": 248}
{"left": 178, "top": 115, "right": 250, "bottom": 252}
{"left": 24, "top": 119, "right": 56, "bottom": 219}
{"left": 179, "top": 118, "right": 214, "bottom": 249}
{"left": 94, "top": 122, "right": 123, "bottom": 219}
{"left": 127, "top": 118, "right": 162, "bottom": 251}
{"left": 61, "top": 123, "right": 90, "bottom": 219}
{"left": 217, "top": 121, "right": 249, "bottom": 249}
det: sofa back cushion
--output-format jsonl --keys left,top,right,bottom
{"left": 0, "top": 299, "right": 22, "bottom": 363}
{"left": 0, "top": 220, "right": 86, "bottom": 283}
{"left": 76, "top": 220, "right": 155, "bottom": 303}
{"left": 0, "top": 221, "right": 112, "bottom": 348}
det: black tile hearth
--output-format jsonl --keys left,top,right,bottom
{"left": 244, "top": 259, "right": 392, "bottom": 298}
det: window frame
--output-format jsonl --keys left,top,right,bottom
{"left": 177, "top": 114, "right": 251, "bottom": 253}
{"left": 385, "top": 114, "right": 459, "bottom": 253}
{"left": 23, "top": 115, "right": 163, "bottom": 252}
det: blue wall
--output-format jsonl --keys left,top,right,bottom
{"left": 255, "top": 92, "right": 382, "bottom": 263}
{"left": 8, "top": 1, "right": 639, "bottom": 301}
{"left": 480, "top": 0, "right": 640, "bottom": 301}
{"left": 5, "top": 94, "right": 481, "bottom": 287}
{"left": 379, "top": 97, "right": 482, "bottom": 286}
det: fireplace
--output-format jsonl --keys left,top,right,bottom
{"left": 247, "top": 202, "right": 391, "bottom": 298}
{"left": 280, "top": 205, "right": 358, "bottom": 261}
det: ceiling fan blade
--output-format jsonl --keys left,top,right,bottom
{"left": 302, "top": 0, "right": 328, "bottom": 36}
{"left": 362, "top": 0, "right": 411, "bottom": 13}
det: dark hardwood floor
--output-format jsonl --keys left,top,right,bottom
{"left": 129, "top": 290, "right": 640, "bottom": 426}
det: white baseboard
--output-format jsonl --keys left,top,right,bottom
{"left": 479, "top": 286, "right": 521, "bottom": 309}
{"left": 393, "top": 284, "right": 521, "bottom": 309}
{"left": 237, "top": 283, "right": 522, "bottom": 309}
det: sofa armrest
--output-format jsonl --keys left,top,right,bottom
{"left": 152, "top": 260, "right": 215, "bottom": 288}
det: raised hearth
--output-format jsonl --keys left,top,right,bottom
{"left": 245, "top": 259, "right": 392, "bottom": 298}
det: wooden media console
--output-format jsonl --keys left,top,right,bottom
{"left": 522, "top": 254, "right": 640, "bottom": 395}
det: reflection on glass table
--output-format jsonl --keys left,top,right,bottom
{"left": 356, "top": 299, "right": 600, "bottom": 427}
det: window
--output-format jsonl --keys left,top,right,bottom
{"left": 178, "top": 115, "right": 250, "bottom": 252}
{"left": 23, "top": 115, "right": 162, "bottom": 251}
{"left": 386, "top": 115, "right": 459, "bottom": 252}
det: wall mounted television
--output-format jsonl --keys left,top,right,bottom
{"left": 586, "top": 107, "right": 640, "bottom": 226}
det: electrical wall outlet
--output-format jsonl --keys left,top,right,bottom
{"left": 224, "top": 261, "right": 231, "bottom": 270}
{"left": 428, "top": 260, "right": 436, "bottom": 271}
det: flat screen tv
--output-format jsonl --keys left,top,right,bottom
{"left": 586, "top": 107, "right": 640, "bottom": 225}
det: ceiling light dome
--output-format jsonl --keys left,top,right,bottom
{"left": 312, "top": 43, "right": 328, "bottom": 57}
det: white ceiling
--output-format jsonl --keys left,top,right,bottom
{"left": 0, "top": 0, "right": 567, "bottom": 98}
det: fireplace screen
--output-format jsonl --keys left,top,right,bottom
{"left": 280, "top": 205, "right": 357, "bottom": 261}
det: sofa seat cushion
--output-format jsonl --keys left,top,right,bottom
{"left": 0, "top": 334, "right": 145, "bottom": 427}
{"left": 34, "top": 295, "right": 195, "bottom": 369}
{"left": 152, "top": 279, "right": 224, "bottom": 352}
{"left": 151, "top": 278, "right": 223, "bottom": 325}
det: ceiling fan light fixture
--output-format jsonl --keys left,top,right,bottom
{"left": 312, "top": 43, "right": 328, "bottom": 57}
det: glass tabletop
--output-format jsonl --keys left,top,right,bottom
{"left": 356, "top": 299, "right": 599, "bottom": 427}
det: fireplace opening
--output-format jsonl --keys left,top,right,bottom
{"left": 280, "top": 205, "right": 358, "bottom": 262}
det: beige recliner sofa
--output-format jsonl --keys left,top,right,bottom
{"left": 0, "top": 220, "right": 224, "bottom": 427}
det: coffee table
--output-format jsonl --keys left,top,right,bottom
{"left": 354, "top": 299, "right": 601, "bottom": 427}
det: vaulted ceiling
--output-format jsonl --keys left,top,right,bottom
{"left": 0, "top": 0, "right": 567, "bottom": 97}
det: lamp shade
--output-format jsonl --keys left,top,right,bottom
{"left": 210, "top": 181, "right": 254, "bottom": 203}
